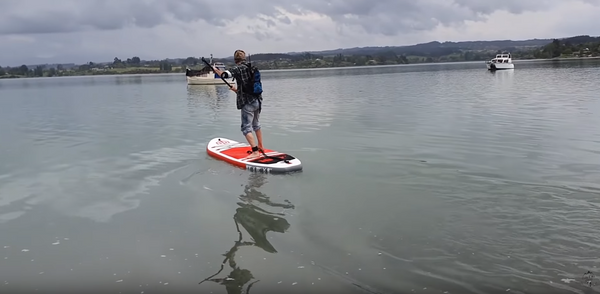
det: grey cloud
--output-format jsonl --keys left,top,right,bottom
{"left": 0, "top": 0, "right": 597, "bottom": 38}
{"left": 254, "top": 31, "right": 269, "bottom": 41}
{"left": 257, "top": 16, "right": 277, "bottom": 28}
{"left": 298, "top": 0, "right": 599, "bottom": 35}
{"left": 0, "top": 0, "right": 168, "bottom": 35}
{"left": 279, "top": 16, "right": 292, "bottom": 25}
{"left": 451, "top": 0, "right": 595, "bottom": 15}
{"left": 0, "top": 0, "right": 283, "bottom": 35}
{"left": 280, "top": 0, "right": 494, "bottom": 35}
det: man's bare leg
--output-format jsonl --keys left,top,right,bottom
{"left": 245, "top": 132, "right": 256, "bottom": 147}
{"left": 243, "top": 101, "right": 263, "bottom": 159}
{"left": 255, "top": 129, "right": 264, "bottom": 150}
{"left": 244, "top": 132, "right": 260, "bottom": 158}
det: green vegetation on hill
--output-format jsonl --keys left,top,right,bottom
{"left": 1, "top": 35, "right": 599, "bottom": 79}
{"left": 532, "top": 35, "right": 600, "bottom": 58}
{"left": 0, "top": 57, "right": 179, "bottom": 79}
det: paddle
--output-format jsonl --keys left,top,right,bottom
{"left": 201, "top": 57, "right": 234, "bottom": 89}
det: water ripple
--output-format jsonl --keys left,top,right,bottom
{"left": 0, "top": 143, "right": 203, "bottom": 223}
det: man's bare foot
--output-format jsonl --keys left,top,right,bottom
{"left": 247, "top": 151, "right": 261, "bottom": 159}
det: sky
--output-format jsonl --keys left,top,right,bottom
{"left": 1, "top": 0, "right": 599, "bottom": 67}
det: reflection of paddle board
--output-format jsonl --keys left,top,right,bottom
{"left": 206, "top": 137, "right": 302, "bottom": 173}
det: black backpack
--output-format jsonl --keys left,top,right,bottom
{"left": 240, "top": 60, "right": 262, "bottom": 96}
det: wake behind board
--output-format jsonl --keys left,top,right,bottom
{"left": 206, "top": 138, "right": 302, "bottom": 173}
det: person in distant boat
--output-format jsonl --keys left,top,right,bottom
{"left": 212, "top": 50, "right": 264, "bottom": 159}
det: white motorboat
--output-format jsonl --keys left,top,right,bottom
{"left": 486, "top": 52, "right": 514, "bottom": 70}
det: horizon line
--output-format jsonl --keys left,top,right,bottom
{"left": 2, "top": 34, "right": 598, "bottom": 68}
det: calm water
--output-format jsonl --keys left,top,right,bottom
{"left": 1, "top": 59, "right": 600, "bottom": 294}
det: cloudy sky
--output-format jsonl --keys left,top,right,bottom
{"left": 1, "top": 0, "right": 599, "bottom": 67}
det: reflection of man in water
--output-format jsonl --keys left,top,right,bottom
{"left": 199, "top": 173, "right": 294, "bottom": 293}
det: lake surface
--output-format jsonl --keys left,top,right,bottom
{"left": 1, "top": 59, "right": 600, "bottom": 294}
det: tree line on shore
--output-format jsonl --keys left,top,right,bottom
{"left": 1, "top": 35, "right": 599, "bottom": 79}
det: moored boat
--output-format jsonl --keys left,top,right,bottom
{"left": 486, "top": 52, "right": 514, "bottom": 70}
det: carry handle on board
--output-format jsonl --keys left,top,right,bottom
{"left": 201, "top": 57, "right": 234, "bottom": 89}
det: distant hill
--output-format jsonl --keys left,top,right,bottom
{"left": 213, "top": 38, "right": 554, "bottom": 61}
{"left": 287, "top": 39, "right": 553, "bottom": 56}
{"left": 557, "top": 35, "right": 600, "bottom": 45}
{"left": 6, "top": 35, "right": 599, "bottom": 71}
{"left": 213, "top": 36, "right": 599, "bottom": 62}
{"left": 81, "top": 35, "right": 600, "bottom": 65}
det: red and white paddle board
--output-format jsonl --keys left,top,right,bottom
{"left": 206, "top": 137, "right": 302, "bottom": 173}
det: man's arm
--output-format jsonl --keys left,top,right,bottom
{"left": 212, "top": 66, "right": 237, "bottom": 92}
{"left": 213, "top": 67, "right": 225, "bottom": 77}
{"left": 213, "top": 67, "right": 236, "bottom": 79}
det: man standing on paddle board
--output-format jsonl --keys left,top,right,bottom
{"left": 212, "top": 50, "right": 264, "bottom": 159}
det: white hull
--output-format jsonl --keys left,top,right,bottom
{"left": 486, "top": 62, "right": 514, "bottom": 70}
{"left": 486, "top": 52, "right": 514, "bottom": 71}
{"left": 186, "top": 75, "right": 234, "bottom": 85}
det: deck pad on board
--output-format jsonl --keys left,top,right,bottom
{"left": 206, "top": 137, "right": 302, "bottom": 173}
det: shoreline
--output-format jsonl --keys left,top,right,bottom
{"left": 1, "top": 56, "right": 599, "bottom": 80}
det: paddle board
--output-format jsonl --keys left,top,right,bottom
{"left": 206, "top": 137, "right": 302, "bottom": 173}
